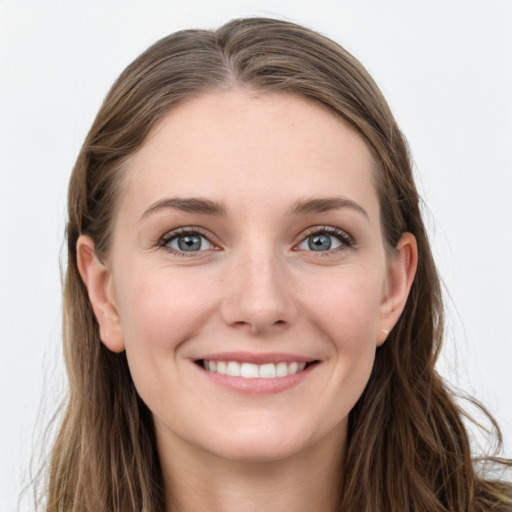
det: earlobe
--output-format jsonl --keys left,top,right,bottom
{"left": 76, "top": 235, "right": 125, "bottom": 353}
{"left": 378, "top": 232, "right": 418, "bottom": 345}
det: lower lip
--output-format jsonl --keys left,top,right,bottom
{"left": 196, "top": 363, "right": 317, "bottom": 395}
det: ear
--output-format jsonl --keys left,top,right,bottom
{"left": 377, "top": 232, "right": 418, "bottom": 346}
{"left": 76, "top": 235, "right": 125, "bottom": 353}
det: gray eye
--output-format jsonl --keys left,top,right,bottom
{"left": 298, "top": 232, "right": 343, "bottom": 252}
{"left": 308, "top": 233, "right": 332, "bottom": 251}
{"left": 168, "top": 233, "right": 214, "bottom": 252}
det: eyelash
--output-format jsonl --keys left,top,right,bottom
{"left": 157, "top": 227, "right": 217, "bottom": 257}
{"left": 296, "top": 226, "right": 355, "bottom": 254}
{"left": 157, "top": 225, "right": 355, "bottom": 257}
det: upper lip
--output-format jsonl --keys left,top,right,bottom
{"left": 197, "top": 352, "right": 317, "bottom": 364}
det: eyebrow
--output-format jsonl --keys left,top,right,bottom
{"left": 141, "top": 197, "right": 227, "bottom": 219}
{"left": 287, "top": 197, "right": 369, "bottom": 219}
{"left": 140, "top": 195, "right": 369, "bottom": 220}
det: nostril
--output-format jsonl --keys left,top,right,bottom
{"left": 233, "top": 320, "right": 250, "bottom": 327}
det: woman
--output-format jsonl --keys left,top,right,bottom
{"left": 42, "top": 17, "right": 511, "bottom": 511}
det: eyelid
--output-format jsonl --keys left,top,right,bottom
{"left": 294, "top": 225, "right": 355, "bottom": 251}
{"left": 157, "top": 226, "right": 221, "bottom": 255}
{"left": 155, "top": 225, "right": 354, "bottom": 256}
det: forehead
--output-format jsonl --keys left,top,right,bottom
{"left": 120, "top": 90, "right": 379, "bottom": 219}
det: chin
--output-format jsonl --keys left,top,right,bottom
{"left": 198, "top": 418, "right": 336, "bottom": 465}
{"left": 212, "top": 435, "right": 308, "bottom": 464}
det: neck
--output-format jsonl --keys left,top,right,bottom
{"left": 157, "top": 426, "right": 345, "bottom": 512}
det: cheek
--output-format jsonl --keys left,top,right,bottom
{"left": 113, "top": 266, "right": 220, "bottom": 408}
{"left": 116, "top": 265, "right": 216, "bottom": 340}
{"left": 301, "top": 268, "right": 383, "bottom": 348}
{"left": 297, "top": 266, "right": 384, "bottom": 398}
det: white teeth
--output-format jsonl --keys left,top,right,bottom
{"left": 240, "top": 363, "right": 259, "bottom": 378}
{"left": 259, "top": 363, "right": 276, "bottom": 378}
{"left": 276, "top": 362, "right": 288, "bottom": 377}
{"left": 288, "top": 362, "right": 298, "bottom": 375}
{"left": 216, "top": 361, "right": 227, "bottom": 375}
{"left": 202, "top": 360, "right": 310, "bottom": 378}
{"left": 226, "top": 361, "right": 241, "bottom": 377}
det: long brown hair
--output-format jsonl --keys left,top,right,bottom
{"left": 42, "top": 17, "right": 511, "bottom": 511}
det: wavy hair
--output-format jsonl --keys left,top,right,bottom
{"left": 41, "top": 17, "right": 511, "bottom": 511}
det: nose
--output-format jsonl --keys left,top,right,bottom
{"left": 220, "top": 249, "right": 298, "bottom": 335}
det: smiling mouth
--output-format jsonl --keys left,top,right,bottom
{"left": 197, "top": 360, "right": 318, "bottom": 379}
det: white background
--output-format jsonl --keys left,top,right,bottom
{"left": 1, "top": 1, "right": 511, "bottom": 510}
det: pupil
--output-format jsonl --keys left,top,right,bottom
{"left": 178, "top": 235, "right": 201, "bottom": 251}
{"left": 308, "top": 234, "right": 331, "bottom": 251}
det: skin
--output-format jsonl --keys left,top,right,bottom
{"left": 78, "top": 91, "right": 417, "bottom": 512}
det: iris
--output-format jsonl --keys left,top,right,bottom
{"left": 308, "top": 233, "right": 332, "bottom": 251}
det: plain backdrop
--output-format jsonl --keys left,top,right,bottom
{"left": 1, "top": 1, "right": 511, "bottom": 510}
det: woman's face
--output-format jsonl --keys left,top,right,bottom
{"left": 80, "top": 91, "right": 415, "bottom": 464}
